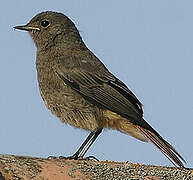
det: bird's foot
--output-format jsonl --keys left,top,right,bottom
{"left": 47, "top": 155, "right": 77, "bottom": 160}
{"left": 47, "top": 155, "right": 98, "bottom": 161}
{"left": 83, "top": 155, "right": 99, "bottom": 161}
{"left": 59, "top": 155, "right": 79, "bottom": 160}
{"left": 47, "top": 154, "right": 99, "bottom": 161}
{"left": 47, "top": 155, "right": 58, "bottom": 159}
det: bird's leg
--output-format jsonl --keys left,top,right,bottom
{"left": 63, "top": 128, "right": 102, "bottom": 160}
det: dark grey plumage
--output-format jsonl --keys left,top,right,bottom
{"left": 14, "top": 11, "right": 186, "bottom": 167}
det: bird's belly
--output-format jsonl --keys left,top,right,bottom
{"left": 39, "top": 82, "right": 103, "bottom": 131}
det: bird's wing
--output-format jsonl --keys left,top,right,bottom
{"left": 53, "top": 56, "right": 186, "bottom": 167}
{"left": 54, "top": 60, "right": 159, "bottom": 133}
{"left": 53, "top": 56, "right": 146, "bottom": 127}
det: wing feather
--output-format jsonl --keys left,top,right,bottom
{"left": 54, "top": 56, "right": 185, "bottom": 167}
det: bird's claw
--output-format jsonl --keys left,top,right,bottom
{"left": 47, "top": 155, "right": 99, "bottom": 161}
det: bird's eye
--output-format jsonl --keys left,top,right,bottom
{"left": 41, "top": 20, "right": 50, "bottom": 28}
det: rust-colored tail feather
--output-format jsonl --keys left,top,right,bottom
{"left": 136, "top": 126, "right": 186, "bottom": 167}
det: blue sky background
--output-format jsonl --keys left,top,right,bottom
{"left": 1, "top": 1, "right": 192, "bottom": 168}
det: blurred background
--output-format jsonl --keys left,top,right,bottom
{"left": 1, "top": 0, "right": 192, "bottom": 168}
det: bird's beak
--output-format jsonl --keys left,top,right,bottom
{"left": 14, "top": 25, "right": 40, "bottom": 31}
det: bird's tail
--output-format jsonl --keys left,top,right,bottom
{"left": 103, "top": 110, "right": 186, "bottom": 167}
{"left": 136, "top": 125, "right": 186, "bottom": 167}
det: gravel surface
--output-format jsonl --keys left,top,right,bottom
{"left": 69, "top": 160, "right": 193, "bottom": 180}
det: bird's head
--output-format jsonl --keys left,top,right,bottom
{"left": 14, "top": 11, "right": 81, "bottom": 50}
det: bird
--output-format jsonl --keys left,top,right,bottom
{"left": 14, "top": 11, "right": 186, "bottom": 167}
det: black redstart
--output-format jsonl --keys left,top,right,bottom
{"left": 14, "top": 11, "right": 186, "bottom": 167}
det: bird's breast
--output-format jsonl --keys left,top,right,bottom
{"left": 36, "top": 60, "right": 103, "bottom": 131}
